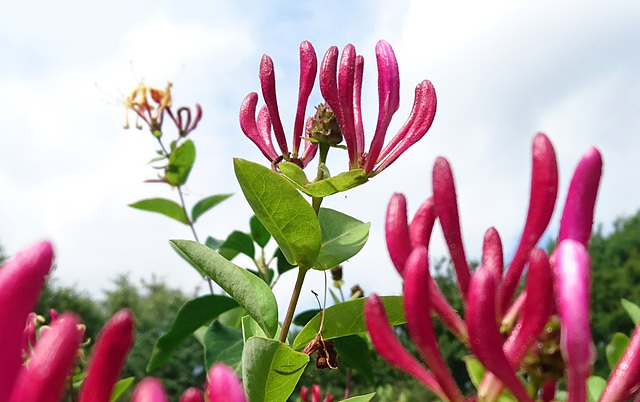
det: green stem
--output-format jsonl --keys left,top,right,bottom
{"left": 279, "top": 267, "right": 308, "bottom": 343}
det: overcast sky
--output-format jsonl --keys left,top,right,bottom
{"left": 1, "top": 0, "right": 639, "bottom": 317}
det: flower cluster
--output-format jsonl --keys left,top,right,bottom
{"left": 0, "top": 241, "right": 246, "bottom": 402}
{"left": 363, "top": 133, "right": 640, "bottom": 400}
{"left": 240, "top": 40, "right": 437, "bottom": 176}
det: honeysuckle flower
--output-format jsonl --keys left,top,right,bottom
{"left": 179, "top": 387, "right": 204, "bottom": 402}
{"left": 124, "top": 82, "right": 173, "bottom": 133}
{"left": 0, "top": 240, "right": 54, "bottom": 399}
{"left": 240, "top": 41, "right": 319, "bottom": 168}
{"left": 300, "top": 384, "right": 334, "bottom": 402}
{"left": 78, "top": 309, "right": 135, "bottom": 402}
{"left": 131, "top": 377, "right": 169, "bottom": 402}
{"left": 553, "top": 239, "right": 595, "bottom": 402}
{"left": 166, "top": 104, "right": 203, "bottom": 137}
{"left": 319, "top": 41, "right": 437, "bottom": 176}
{"left": 9, "top": 313, "right": 83, "bottom": 402}
{"left": 206, "top": 363, "right": 247, "bottom": 402}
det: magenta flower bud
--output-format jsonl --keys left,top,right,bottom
{"left": 385, "top": 193, "right": 412, "bottom": 276}
{"left": 353, "top": 56, "right": 365, "bottom": 157}
{"left": 432, "top": 157, "right": 471, "bottom": 299}
{"left": 79, "top": 309, "right": 135, "bottom": 402}
{"left": 364, "top": 294, "right": 446, "bottom": 399}
{"left": 239, "top": 93, "right": 279, "bottom": 162}
{"left": 319, "top": 46, "right": 340, "bottom": 120}
{"left": 600, "top": 324, "right": 640, "bottom": 401}
{"left": 206, "top": 363, "right": 247, "bottom": 402}
{"left": 0, "top": 241, "right": 54, "bottom": 399}
{"left": 50, "top": 308, "right": 59, "bottom": 322}
{"left": 501, "top": 133, "right": 558, "bottom": 313}
{"left": 337, "top": 44, "right": 358, "bottom": 168}
{"left": 553, "top": 239, "right": 594, "bottom": 402}
{"left": 558, "top": 147, "right": 603, "bottom": 247}
{"left": 404, "top": 247, "right": 463, "bottom": 402}
{"left": 9, "top": 313, "right": 83, "bottom": 402}
{"left": 292, "top": 41, "right": 318, "bottom": 156}
{"left": 408, "top": 196, "right": 436, "bottom": 251}
{"left": 322, "top": 393, "right": 334, "bottom": 402}
{"left": 131, "top": 377, "right": 169, "bottom": 402}
{"left": 259, "top": 54, "right": 288, "bottom": 156}
{"left": 21, "top": 312, "right": 38, "bottom": 359}
{"left": 481, "top": 227, "right": 504, "bottom": 285}
{"left": 311, "top": 384, "right": 321, "bottom": 402}
{"left": 300, "top": 386, "right": 309, "bottom": 402}
{"left": 467, "top": 268, "right": 532, "bottom": 402}
{"left": 179, "top": 387, "right": 205, "bottom": 402}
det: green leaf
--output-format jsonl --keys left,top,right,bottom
{"left": 204, "top": 320, "right": 244, "bottom": 376}
{"left": 329, "top": 288, "right": 341, "bottom": 305}
{"left": 170, "top": 240, "right": 279, "bottom": 338}
{"left": 234, "top": 158, "right": 321, "bottom": 268}
{"left": 587, "top": 376, "right": 607, "bottom": 402}
{"left": 218, "top": 307, "right": 248, "bottom": 329}
{"left": 463, "top": 356, "right": 485, "bottom": 389}
{"left": 250, "top": 215, "right": 271, "bottom": 248}
{"left": 292, "top": 296, "right": 405, "bottom": 350}
{"left": 275, "top": 248, "right": 296, "bottom": 275}
{"left": 341, "top": 393, "right": 376, "bottom": 402}
{"left": 293, "top": 309, "right": 321, "bottom": 327}
{"left": 313, "top": 208, "right": 370, "bottom": 270}
{"left": 129, "top": 198, "right": 188, "bottom": 224}
{"left": 622, "top": 298, "right": 640, "bottom": 325}
{"left": 110, "top": 377, "right": 135, "bottom": 402}
{"left": 278, "top": 162, "right": 310, "bottom": 188}
{"left": 192, "top": 193, "right": 233, "bottom": 222}
{"left": 304, "top": 169, "right": 368, "bottom": 197}
{"left": 219, "top": 231, "right": 255, "bottom": 260}
{"left": 242, "top": 316, "right": 284, "bottom": 344}
{"left": 205, "top": 236, "right": 224, "bottom": 250}
{"left": 242, "top": 337, "right": 309, "bottom": 402}
{"left": 147, "top": 294, "right": 238, "bottom": 371}
{"left": 166, "top": 139, "right": 196, "bottom": 186}
{"left": 606, "top": 332, "right": 630, "bottom": 370}
{"left": 334, "top": 334, "right": 374, "bottom": 384}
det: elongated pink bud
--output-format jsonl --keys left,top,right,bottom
{"left": 259, "top": 55, "right": 288, "bottom": 156}
{"left": 385, "top": 193, "right": 412, "bottom": 276}
{"left": 337, "top": 44, "right": 358, "bottom": 168}
{"left": 132, "top": 377, "right": 169, "bottom": 402}
{"left": 353, "top": 56, "right": 365, "bottom": 158}
{"left": 404, "top": 247, "right": 463, "bottom": 402}
{"left": 300, "top": 386, "right": 309, "bottom": 402}
{"left": 433, "top": 157, "right": 470, "bottom": 299}
{"left": 179, "top": 387, "right": 204, "bottom": 402}
{"left": 600, "top": 322, "right": 640, "bottom": 401}
{"left": 558, "top": 147, "right": 603, "bottom": 247}
{"left": 292, "top": 41, "right": 317, "bottom": 155}
{"left": 364, "top": 40, "right": 400, "bottom": 174}
{"left": 467, "top": 268, "right": 532, "bottom": 401}
{"left": 79, "top": 309, "right": 135, "bottom": 402}
{"left": 206, "top": 363, "right": 247, "bottom": 402}
{"left": 319, "top": 46, "right": 340, "bottom": 120}
{"left": 0, "top": 241, "right": 54, "bottom": 399}
{"left": 408, "top": 197, "right": 436, "bottom": 251}
{"left": 501, "top": 133, "right": 558, "bottom": 313}
{"left": 9, "top": 313, "right": 83, "bottom": 402}
{"left": 364, "top": 294, "right": 446, "bottom": 399}
{"left": 239, "top": 93, "right": 278, "bottom": 162}
{"left": 482, "top": 227, "right": 503, "bottom": 285}
{"left": 312, "top": 384, "right": 321, "bottom": 402}
{"left": 553, "top": 240, "right": 594, "bottom": 402}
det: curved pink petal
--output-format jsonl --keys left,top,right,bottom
{"left": 206, "top": 363, "right": 246, "bottom": 402}
{"left": 292, "top": 41, "right": 317, "bottom": 155}
{"left": 385, "top": 193, "right": 412, "bottom": 276}
{"left": 337, "top": 44, "right": 358, "bottom": 168}
{"left": 9, "top": 313, "right": 83, "bottom": 402}
{"left": 0, "top": 240, "right": 54, "bottom": 399}
{"left": 259, "top": 54, "right": 288, "bottom": 155}
{"left": 364, "top": 294, "right": 445, "bottom": 399}
{"left": 501, "top": 133, "right": 558, "bottom": 313}
{"left": 558, "top": 147, "right": 603, "bottom": 247}
{"left": 79, "top": 309, "right": 135, "bottom": 402}
{"left": 300, "top": 117, "right": 319, "bottom": 167}
{"left": 239, "top": 93, "right": 278, "bottom": 161}
{"left": 353, "top": 55, "right": 365, "bottom": 158}
{"left": 553, "top": 239, "right": 594, "bottom": 402}
{"left": 408, "top": 196, "right": 436, "bottom": 251}
{"left": 481, "top": 227, "right": 504, "bottom": 286}
{"left": 131, "top": 377, "right": 169, "bottom": 402}
{"left": 179, "top": 387, "right": 204, "bottom": 402}
{"left": 319, "top": 46, "right": 340, "bottom": 118}
{"left": 404, "top": 247, "right": 463, "bottom": 402}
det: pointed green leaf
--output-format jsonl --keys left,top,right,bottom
{"left": 278, "top": 162, "right": 310, "bottom": 188}
{"left": 275, "top": 248, "right": 296, "bottom": 275}
{"left": 219, "top": 231, "right": 255, "bottom": 260}
{"left": 334, "top": 334, "right": 374, "bottom": 384}
{"left": 304, "top": 169, "right": 368, "bottom": 197}
{"left": 204, "top": 320, "right": 244, "bottom": 376}
{"left": 234, "top": 158, "right": 321, "bottom": 268}
{"left": 341, "top": 393, "right": 376, "bottom": 402}
{"left": 242, "top": 315, "right": 285, "bottom": 344}
{"left": 622, "top": 298, "right": 640, "bottom": 325}
{"left": 192, "top": 193, "right": 233, "bottom": 222}
{"left": 166, "top": 139, "right": 196, "bottom": 186}
{"left": 293, "top": 309, "right": 321, "bottom": 327}
{"left": 313, "top": 208, "right": 370, "bottom": 270}
{"left": 171, "top": 240, "right": 279, "bottom": 338}
{"left": 463, "top": 356, "right": 485, "bottom": 389}
{"left": 587, "top": 376, "right": 607, "bottom": 402}
{"left": 250, "top": 215, "right": 271, "bottom": 248}
{"left": 242, "top": 337, "right": 309, "bottom": 402}
{"left": 110, "top": 377, "right": 135, "bottom": 402}
{"left": 129, "top": 198, "right": 188, "bottom": 224}
{"left": 606, "top": 332, "right": 630, "bottom": 370}
{"left": 147, "top": 294, "right": 238, "bottom": 371}
{"left": 292, "top": 296, "right": 405, "bottom": 350}
{"left": 205, "top": 236, "right": 224, "bottom": 251}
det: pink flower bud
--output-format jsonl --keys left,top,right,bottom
{"left": 179, "top": 387, "right": 204, "bottom": 402}
{"left": 553, "top": 239, "right": 594, "bottom": 402}
{"left": 239, "top": 93, "right": 279, "bottom": 162}
{"left": 0, "top": 241, "right": 54, "bottom": 398}
{"left": 481, "top": 227, "right": 503, "bottom": 285}
{"left": 9, "top": 313, "right": 83, "bottom": 402}
{"left": 131, "top": 377, "right": 169, "bottom": 402}
{"left": 385, "top": 193, "right": 412, "bottom": 276}
{"left": 600, "top": 322, "right": 640, "bottom": 401}
{"left": 300, "top": 385, "right": 309, "bottom": 402}
{"left": 259, "top": 54, "right": 288, "bottom": 156}
{"left": 79, "top": 309, "right": 135, "bottom": 402}
{"left": 205, "top": 363, "right": 246, "bottom": 402}
{"left": 311, "top": 384, "right": 321, "bottom": 402}
{"left": 408, "top": 197, "right": 436, "bottom": 251}
{"left": 501, "top": 133, "right": 558, "bottom": 313}
{"left": 292, "top": 41, "right": 318, "bottom": 155}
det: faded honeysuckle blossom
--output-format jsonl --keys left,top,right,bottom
{"left": 124, "top": 82, "right": 173, "bottom": 133}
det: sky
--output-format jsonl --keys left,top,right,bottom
{"left": 1, "top": 0, "right": 639, "bottom": 318}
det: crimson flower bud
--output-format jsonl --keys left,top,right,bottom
{"left": 600, "top": 323, "right": 640, "bottom": 401}
{"left": 179, "top": 387, "right": 204, "bottom": 402}
{"left": 131, "top": 377, "right": 169, "bottom": 402}
{"left": 206, "top": 363, "right": 246, "bottom": 402}
{"left": 385, "top": 193, "right": 412, "bottom": 276}
{"left": 311, "top": 384, "right": 321, "bottom": 402}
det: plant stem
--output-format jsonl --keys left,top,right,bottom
{"left": 279, "top": 267, "right": 308, "bottom": 343}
